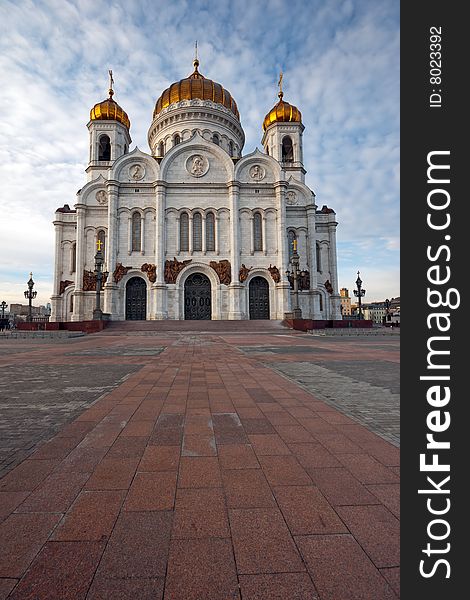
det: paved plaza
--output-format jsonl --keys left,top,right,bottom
{"left": 0, "top": 323, "right": 400, "bottom": 599}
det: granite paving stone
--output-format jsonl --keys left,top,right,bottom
{"left": 229, "top": 507, "right": 305, "bottom": 574}
{"left": 296, "top": 534, "right": 397, "bottom": 600}
{"left": 0, "top": 325, "right": 400, "bottom": 598}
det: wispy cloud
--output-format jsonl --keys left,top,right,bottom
{"left": 0, "top": 0, "right": 399, "bottom": 305}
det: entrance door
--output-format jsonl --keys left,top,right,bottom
{"left": 184, "top": 273, "right": 211, "bottom": 320}
{"left": 249, "top": 276, "right": 270, "bottom": 319}
{"left": 125, "top": 277, "right": 147, "bottom": 320}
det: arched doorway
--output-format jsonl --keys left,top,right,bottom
{"left": 249, "top": 277, "right": 270, "bottom": 320}
{"left": 125, "top": 277, "right": 147, "bottom": 320}
{"left": 184, "top": 273, "right": 211, "bottom": 320}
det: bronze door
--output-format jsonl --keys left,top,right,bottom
{"left": 184, "top": 273, "right": 211, "bottom": 320}
{"left": 125, "top": 277, "right": 147, "bottom": 320}
{"left": 249, "top": 277, "right": 270, "bottom": 319}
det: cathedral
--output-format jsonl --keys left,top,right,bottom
{"left": 50, "top": 57, "right": 342, "bottom": 322}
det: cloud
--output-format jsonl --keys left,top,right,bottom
{"left": 0, "top": 0, "right": 399, "bottom": 306}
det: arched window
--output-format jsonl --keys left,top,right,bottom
{"left": 206, "top": 213, "right": 215, "bottom": 251}
{"left": 228, "top": 141, "right": 234, "bottom": 157}
{"left": 98, "top": 135, "right": 111, "bottom": 161}
{"left": 282, "top": 136, "right": 294, "bottom": 162}
{"left": 316, "top": 242, "right": 321, "bottom": 272}
{"left": 71, "top": 242, "right": 76, "bottom": 273}
{"left": 158, "top": 141, "right": 164, "bottom": 157}
{"left": 288, "top": 230, "right": 297, "bottom": 261}
{"left": 173, "top": 134, "right": 181, "bottom": 146}
{"left": 266, "top": 146, "right": 269, "bottom": 155}
{"left": 193, "top": 212, "right": 202, "bottom": 251}
{"left": 253, "top": 212, "right": 263, "bottom": 252}
{"left": 319, "top": 294, "right": 323, "bottom": 311}
{"left": 70, "top": 294, "right": 74, "bottom": 312}
{"left": 97, "top": 230, "right": 106, "bottom": 260}
{"left": 180, "top": 212, "right": 189, "bottom": 252}
{"left": 131, "top": 212, "right": 141, "bottom": 252}
{"left": 124, "top": 144, "right": 128, "bottom": 154}
{"left": 212, "top": 133, "right": 220, "bottom": 146}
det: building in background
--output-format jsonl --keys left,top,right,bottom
{"left": 340, "top": 287, "right": 351, "bottom": 316}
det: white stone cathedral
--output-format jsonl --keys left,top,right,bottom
{"left": 51, "top": 59, "right": 342, "bottom": 322}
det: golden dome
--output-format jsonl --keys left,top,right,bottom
{"left": 153, "top": 59, "right": 239, "bottom": 120}
{"left": 90, "top": 88, "right": 130, "bottom": 129}
{"left": 263, "top": 91, "right": 302, "bottom": 131}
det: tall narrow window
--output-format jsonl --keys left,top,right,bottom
{"left": 319, "top": 294, "right": 323, "bottom": 311}
{"left": 193, "top": 213, "right": 202, "bottom": 251}
{"left": 97, "top": 230, "right": 106, "bottom": 260}
{"left": 158, "top": 141, "right": 164, "bottom": 157}
{"left": 212, "top": 133, "right": 220, "bottom": 146}
{"left": 282, "top": 136, "right": 294, "bottom": 162}
{"left": 70, "top": 294, "right": 74, "bottom": 312}
{"left": 180, "top": 213, "right": 189, "bottom": 251}
{"left": 316, "top": 242, "right": 321, "bottom": 272}
{"left": 71, "top": 242, "right": 76, "bottom": 273}
{"left": 98, "top": 135, "right": 111, "bottom": 161}
{"left": 206, "top": 213, "right": 215, "bottom": 251}
{"left": 173, "top": 134, "right": 181, "bottom": 146}
{"left": 288, "top": 230, "right": 297, "bottom": 261}
{"left": 131, "top": 213, "right": 141, "bottom": 252}
{"left": 254, "top": 212, "right": 263, "bottom": 251}
{"left": 228, "top": 141, "right": 234, "bottom": 157}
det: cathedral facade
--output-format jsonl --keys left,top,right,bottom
{"left": 50, "top": 59, "right": 342, "bottom": 322}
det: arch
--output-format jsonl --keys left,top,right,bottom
{"left": 184, "top": 272, "right": 212, "bottom": 320}
{"left": 131, "top": 212, "right": 141, "bottom": 252}
{"left": 282, "top": 135, "right": 294, "bottom": 162}
{"left": 125, "top": 277, "right": 147, "bottom": 320}
{"left": 173, "top": 133, "right": 181, "bottom": 146}
{"left": 180, "top": 212, "right": 189, "bottom": 251}
{"left": 98, "top": 134, "right": 111, "bottom": 161}
{"left": 249, "top": 276, "right": 270, "bottom": 320}
{"left": 212, "top": 132, "right": 220, "bottom": 146}
{"left": 193, "top": 212, "right": 202, "bottom": 251}
{"left": 158, "top": 141, "right": 164, "bottom": 157}
{"left": 253, "top": 212, "right": 263, "bottom": 252}
{"left": 205, "top": 212, "right": 215, "bottom": 251}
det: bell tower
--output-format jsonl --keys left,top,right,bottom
{"left": 261, "top": 72, "right": 305, "bottom": 182}
{"left": 86, "top": 71, "right": 131, "bottom": 181}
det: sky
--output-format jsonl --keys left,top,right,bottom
{"left": 0, "top": 0, "right": 399, "bottom": 308}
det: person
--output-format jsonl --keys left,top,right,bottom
{"left": 191, "top": 156, "right": 204, "bottom": 175}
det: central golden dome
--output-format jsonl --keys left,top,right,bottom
{"left": 153, "top": 59, "right": 239, "bottom": 120}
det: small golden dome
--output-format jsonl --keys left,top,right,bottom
{"left": 262, "top": 91, "right": 302, "bottom": 131}
{"left": 90, "top": 88, "right": 130, "bottom": 129}
{"left": 153, "top": 59, "right": 239, "bottom": 120}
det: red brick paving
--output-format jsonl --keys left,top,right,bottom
{"left": 0, "top": 328, "right": 400, "bottom": 598}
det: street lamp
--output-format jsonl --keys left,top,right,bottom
{"left": 0, "top": 301, "right": 7, "bottom": 319}
{"left": 384, "top": 298, "right": 390, "bottom": 325}
{"left": 353, "top": 271, "right": 366, "bottom": 319}
{"left": 285, "top": 239, "right": 306, "bottom": 319}
{"left": 24, "top": 273, "right": 38, "bottom": 322}
{"left": 93, "top": 240, "right": 108, "bottom": 320}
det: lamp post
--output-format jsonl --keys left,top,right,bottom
{"left": 384, "top": 298, "right": 390, "bottom": 325}
{"left": 285, "top": 240, "right": 306, "bottom": 319}
{"left": 93, "top": 240, "right": 108, "bottom": 320}
{"left": 353, "top": 271, "right": 366, "bottom": 319}
{"left": 24, "top": 273, "right": 37, "bottom": 322}
{"left": 0, "top": 301, "right": 7, "bottom": 318}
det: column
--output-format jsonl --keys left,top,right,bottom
{"left": 189, "top": 214, "right": 193, "bottom": 255}
{"left": 215, "top": 214, "right": 220, "bottom": 255}
{"left": 104, "top": 182, "right": 119, "bottom": 316}
{"left": 140, "top": 213, "right": 145, "bottom": 255}
{"left": 228, "top": 181, "right": 243, "bottom": 319}
{"left": 50, "top": 219, "right": 63, "bottom": 321}
{"left": 152, "top": 182, "right": 167, "bottom": 319}
{"left": 72, "top": 204, "right": 86, "bottom": 321}
{"left": 202, "top": 213, "right": 206, "bottom": 254}
{"left": 274, "top": 181, "right": 291, "bottom": 318}
{"left": 328, "top": 218, "right": 342, "bottom": 319}
{"left": 306, "top": 204, "right": 318, "bottom": 290}
{"left": 250, "top": 215, "right": 254, "bottom": 255}
{"left": 262, "top": 212, "right": 267, "bottom": 255}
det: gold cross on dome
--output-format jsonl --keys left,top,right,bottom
{"left": 278, "top": 71, "right": 283, "bottom": 96}
{"left": 96, "top": 239, "right": 103, "bottom": 251}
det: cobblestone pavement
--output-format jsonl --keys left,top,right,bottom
{"left": 0, "top": 326, "right": 400, "bottom": 599}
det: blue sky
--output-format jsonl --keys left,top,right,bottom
{"left": 0, "top": 0, "right": 399, "bottom": 307}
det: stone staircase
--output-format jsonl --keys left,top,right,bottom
{"left": 100, "top": 319, "right": 289, "bottom": 334}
